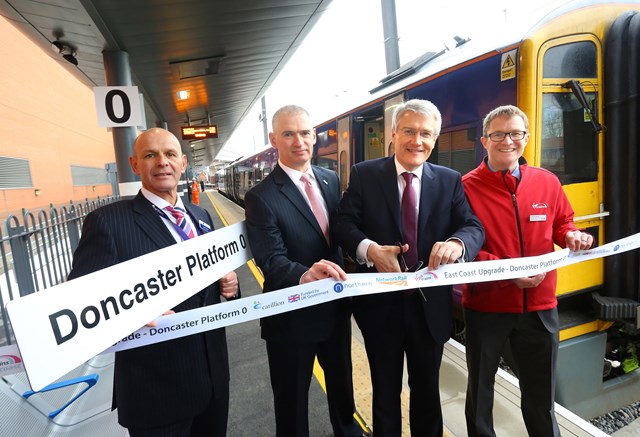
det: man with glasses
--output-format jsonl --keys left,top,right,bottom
{"left": 461, "top": 105, "right": 594, "bottom": 437}
{"left": 333, "top": 99, "right": 484, "bottom": 436}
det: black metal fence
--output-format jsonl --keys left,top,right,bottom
{"left": 0, "top": 197, "right": 117, "bottom": 346}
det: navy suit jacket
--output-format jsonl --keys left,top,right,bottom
{"left": 332, "top": 157, "right": 484, "bottom": 344}
{"left": 67, "top": 191, "right": 230, "bottom": 428}
{"left": 244, "top": 164, "right": 351, "bottom": 344}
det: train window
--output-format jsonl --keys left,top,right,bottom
{"left": 543, "top": 41, "right": 596, "bottom": 78}
{"left": 436, "top": 128, "right": 477, "bottom": 175}
{"left": 541, "top": 92, "right": 597, "bottom": 184}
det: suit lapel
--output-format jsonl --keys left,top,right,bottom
{"left": 381, "top": 158, "right": 402, "bottom": 233}
{"left": 313, "top": 167, "right": 336, "bottom": 212}
{"left": 273, "top": 165, "right": 325, "bottom": 241}
{"left": 184, "top": 203, "right": 211, "bottom": 236}
{"left": 418, "top": 163, "right": 437, "bottom": 242}
{"left": 132, "top": 192, "right": 176, "bottom": 249}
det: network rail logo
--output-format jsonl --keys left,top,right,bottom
{"left": 375, "top": 275, "right": 408, "bottom": 286}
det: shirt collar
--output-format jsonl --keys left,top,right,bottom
{"left": 141, "top": 187, "right": 187, "bottom": 210}
{"left": 278, "top": 160, "right": 315, "bottom": 183}
{"left": 394, "top": 157, "right": 423, "bottom": 180}
{"left": 485, "top": 160, "right": 521, "bottom": 180}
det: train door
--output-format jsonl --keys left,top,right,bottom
{"left": 536, "top": 36, "right": 605, "bottom": 297}
{"left": 337, "top": 116, "right": 350, "bottom": 193}
{"left": 384, "top": 95, "right": 404, "bottom": 156}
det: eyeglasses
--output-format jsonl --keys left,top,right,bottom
{"left": 485, "top": 131, "right": 527, "bottom": 142}
{"left": 399, "top": 128, "right": 435, "bottom": 141}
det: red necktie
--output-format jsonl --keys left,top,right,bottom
{"left": 401, "top": 172, "right": 418, "bottom": 268}
{"left": 165, "top": 206, "right": 195, "bottom": 239}
{"left": 300, "top": 173, "right": 330, "bottom": 244}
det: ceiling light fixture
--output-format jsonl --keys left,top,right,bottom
{"left": 177, "top": 90, "right": 190, "bottom": 100}
{"left": 51, "top": 39, "right": 78, "bottom": 66}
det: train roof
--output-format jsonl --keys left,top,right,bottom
{"left": 315, "top": 0, "right": 640, "bottom": 127}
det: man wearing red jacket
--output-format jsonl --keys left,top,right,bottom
{"left": 462, "top": 105, "right": 593, "bottom": 437}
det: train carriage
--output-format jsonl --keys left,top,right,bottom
{"left": 223, "top": 0, "right": 640, "bottom": 418}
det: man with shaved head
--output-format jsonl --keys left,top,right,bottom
{"left": 69, "top": 128, "right": 239, "bottom": 437}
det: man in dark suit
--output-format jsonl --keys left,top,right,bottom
{"left": 244, "top": 105, "right": 364, "bottom": 437}
{"left": 68, "top": 127, "right": 239, "bottom": 437}
{"left": 332, "top": 99, "right": 484, "bottom": 437}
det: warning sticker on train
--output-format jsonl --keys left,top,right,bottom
{"left": 501, "top": 49, "right": 517, "bottom": 81}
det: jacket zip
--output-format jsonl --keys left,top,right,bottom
{"left": 503, "top": 173, "right": 527, "bottom": 312}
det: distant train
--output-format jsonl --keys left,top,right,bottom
{"left": 219, "top": 0, "right": 640, "bottom": 418}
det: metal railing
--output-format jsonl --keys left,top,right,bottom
{"left": 0, "top": 197, "right": 117, "bottom": 346}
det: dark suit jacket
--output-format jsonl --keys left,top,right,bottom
{"left": 244, "top": 164, "right": 351, "bottom": 345}
{"left": 67, "top": 191, "right": 230, "bottom": 428}
{"left": 332, "top": 157, "right": 484, "bottom": 344}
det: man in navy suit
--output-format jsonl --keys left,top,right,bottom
{"left": 244, "top": 105, "right": 364, "bottom": 437}
{"left": 332, "top": 99, "right": 484, "bottom": 437}
{"left": 68, "top": 128, "right": 239, "bottom": 437}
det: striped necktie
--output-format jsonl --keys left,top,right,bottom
{"left": 165, "top": 206, "right": 195, "bottom": 239}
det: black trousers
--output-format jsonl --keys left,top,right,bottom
{"left": 464, "top": 307, "right": 561, "bottom": 437}
{"left": 357, "top": 292, "right": 444, "bottom": 437}
{"left": 127, "top": 386, "right": 229, "bottom": 437}
{"left": 266, "top": 316, "right": 362, "bottom": 437}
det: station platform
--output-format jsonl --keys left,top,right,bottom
{"left": 203, "top": 190, "right": 610, "bottom": 437}
{"left": 0, "top": 190, "right": 619, "bottom": 436}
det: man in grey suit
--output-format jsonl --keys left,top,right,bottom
{"left": 244, "top": 105, "right": 365, "bottom": 437}
{"left": 68, "top": 128, "right": 239, "bottom": 437}
{"left": 332, "top": 99, "right": 484, "bottom": 437}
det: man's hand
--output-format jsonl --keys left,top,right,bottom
{"left": 219, "top": 271, "right": 239, "bottom": 299}
{"left": 301, "top": 259, "right": 348, "bottom": 284}
{"left": 512, "top": 272, "right": 546, "bottom": 289}
{"left": 565, "top": 230, "right": 594, "bottom": 252}
{"left": 145, "top": 310, "right": 176, "bottom": 327}
{"left": 367, "top": 242, "right": 405, "bottom": 272}
{"left": 428, "top": 240, "right": 463, "bottom": 270}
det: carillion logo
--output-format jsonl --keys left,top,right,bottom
{"left": 253, "top": 300, "right": 261, "bottom": 309}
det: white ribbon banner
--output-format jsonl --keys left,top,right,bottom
{"left": 6, "top": 221, "right": 640, "bottom": 391}
{"left": 103, "top": 232, "right": 640, "bottom": 354}
{"left": 6, "top": 221, "right": 252, "bottom": 391}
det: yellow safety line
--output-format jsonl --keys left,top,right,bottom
{"left": 205, "top": 191, "right": 230, "bottom": 227}
{"left": 208, "top": 191, "right": 369, "bottom": 433}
